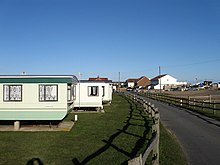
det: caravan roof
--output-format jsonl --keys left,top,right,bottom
{"left": 0, "top": 75, "right": 78, "bottom": 84}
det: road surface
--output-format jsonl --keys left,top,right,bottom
{"left": 144, "top": 97, "right": 220, "bottom": 165}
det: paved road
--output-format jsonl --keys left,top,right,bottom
{"left": 145, "top": 97, "right": 220, "bottom": 165}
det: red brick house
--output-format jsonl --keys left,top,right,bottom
{"left": 126, "top": 76, "right": 150, "bottom": 88}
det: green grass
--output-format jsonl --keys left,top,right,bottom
{"left": 160, "top": 123, "right": 188, "bottom": 165}
{"left": 0, "top": 94, "right": 187, "bottom": 165}
{"left": 0, "top": 94, "right": 151, "bottom": 165}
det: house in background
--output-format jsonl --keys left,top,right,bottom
{"left": 150, "top": 74, "right": 187, "bottom": 90}
{"left": 126, "top": 78, "right": 137, "bottom": 88}
{"left": 137, "top": 76, "right": 151, "bottom": 88}
{"left": 125, "top": 76, "right": 150, "bottom": 88}
{"left": 112, "top": 81, "right": 124, "bottom": 92}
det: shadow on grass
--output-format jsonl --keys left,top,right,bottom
{"left": 72, "top": 96, "right": 150, "bottom": 165}
{"left": 26, "top": 158, "right": 44, "bottom": 165}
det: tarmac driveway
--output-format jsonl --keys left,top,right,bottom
{"left": 144, "top": 97, "right": 220, "bottom": 165}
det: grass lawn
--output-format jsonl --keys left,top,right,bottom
{"left": 160, "top": 123, "right": 188, "bottom": 165}
{"left": 0, "top": 94, "right": 151, "bottom": 165}
{"left": 0, "top": 94, "right": 187, "bottom": 165}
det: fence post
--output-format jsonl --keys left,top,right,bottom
{"left": 152, "top": 110, "right": 160, "bottom": 165}
{"left": 148, "top": 103, "right": 152, "bottom": 117}
{"left": 188, "top": 96, "right": 190, "bottom": 109}
{"left": 202, "top": 100, "right": 204, "bottom": 112}
{"left": 151, "top": 104, "right": 155, "bottom": 118}
{"left": 124, "top": 93, "right": 160, "bottom": 165}
{"left": 193, "top": 99, "right": 196, "bottom": 110}
{"left": 144, "top": 101, "right": 148, "bottom": 111}
{"left": 143, "top": 102, "right": 146, "bottom": 110}
{"left": 213, "top": 101, "right": 216, "bottom": 115}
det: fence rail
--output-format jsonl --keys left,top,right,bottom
{"left": 123, "top": 93, "right": 160, "bottom": 165}
{"left": 142, "top": 92, "right": 220, "bottom": 119}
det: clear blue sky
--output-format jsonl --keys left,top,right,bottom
{"left": 0, "top": 0, "right": 220, "bottom": 83}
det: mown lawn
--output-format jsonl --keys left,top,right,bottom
{"left": 160, "top": 123, "right": 188, "bottom": 165}
{"left": 0, "top": 94, "right": 152, "bottom": 165}
{"left": 0, "top": 94, "right": 187, "bottom": 165}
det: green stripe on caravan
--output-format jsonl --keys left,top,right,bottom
{"left": 0, "top": 75, "right": 78, "bottom": 84}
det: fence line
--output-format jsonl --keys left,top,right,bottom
{"left": 142, "top": 92, "right": 220, "bottom": 117}
{"left": 123, "top": 93, "right": 160, "bottom": 165}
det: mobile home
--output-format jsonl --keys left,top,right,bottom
{"left": 74, "top": 80, "right": 104, "bottom": 110}
{"left": 74, "top": 80, "right": 112, "bottom": 110}
{"left": 0, "top": 75, "right": 78, "bottom": 120}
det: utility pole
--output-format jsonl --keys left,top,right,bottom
{"left": 78, "top": 72, "right": 81, "bottom": 109}
{"left": 118, "top": 72, "right": 121, "bottom": 92}
{"left": 159, "top": 66, "right": 161, "bottom": 93}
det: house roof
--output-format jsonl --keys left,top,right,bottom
{"left": 126, "top": 78, "right": 138, "bottom": 83}
{"left": 151, "top": 74, "right": 168, "bottom": 81}
{"left": 89, "top": 76, "right": 108, "bottom": 81}
{"left": 137, "top": 76, "right": 150, "bottom": 82}
{"left": 127, "top": 76, "right": 150, "bottom": 83}
{"left": 81, "top": 80, "right": 112, "bottom": 83}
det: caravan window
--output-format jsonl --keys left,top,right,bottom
{"left": 102, "top": 86, "right": 105, "bottom": 97}
{"left": 67, "top": 84, "right": 76, "bottom": 101}
{"left": 39, "top": 85, "right": 58, "bottom": 101}
{"left": 73, "top": 85, "right": 76, "bottom": 99}
{"left": 3, "top": 85, "right": 22, "bottom": 101}
{"left": 88, "top": 86, "right": 98, "bottom": 96}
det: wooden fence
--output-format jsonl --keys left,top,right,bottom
{"left": 124, "top": 93, "right": 160, "bottom": 165}
{"left": 142, "top": 92, "right": 220, "bottom": 118}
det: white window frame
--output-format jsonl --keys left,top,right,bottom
{"left": 67, "top": 84, "right": 76, "bottom": 101}
{"left": 3, "top": 85, "right": 22, "bottom": 102}
{"left": 88, "top": 86, "right": 99, "bottom": 96}
{"left": 39, "top": 84, "right": 58, "bottom": 102}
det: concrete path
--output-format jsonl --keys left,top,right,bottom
{"left": 145, "top": 97, "right": 220, "bottom": 165}
{"left": 0, "top": 121, "right": 74, "bottom": 131}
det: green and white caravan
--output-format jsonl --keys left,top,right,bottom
{"left": 0, "top": 75, "right": 78, "bottom": 120}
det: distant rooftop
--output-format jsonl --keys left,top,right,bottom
{"left": 89, "top": 76, "right": 108, "bottom": 81}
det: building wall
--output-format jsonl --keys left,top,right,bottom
{"left": 153, "top": 75, "right": 187, "bottom": 90}
{"left": 0, "top": 83, "right": 69, "bottom": 120}
{"left": 74, "top": 82, "right": 103, "bottom": 108}
{"left": 127, "top": 82, "right": 135, "bottom": 88}
{"left": 160, "top": 75, "right": 177, "bottom": 85}
{"left": 103, "top": 83, "right": 112, "bottom": 103}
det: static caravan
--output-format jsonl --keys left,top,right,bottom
{"left": 74, "top": 80, "right": 113, "bottom": 111}
{"left": 0, "top": 75, "right": 78, "bottom": 120}
{"left": 84, "top": 80, "right": 113, "bottom": 105}
{"left": 101, "top": 80, "right": 113, "bottom": 105}
{"left": 74, "top": 80, "right": 104, "bottom": 110}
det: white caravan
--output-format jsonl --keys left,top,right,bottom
{"left": 74, "top": 80, "right": 113, "bottom": 111}
{"left": 101, "top": 80, "right": 113, "bottom": 105}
